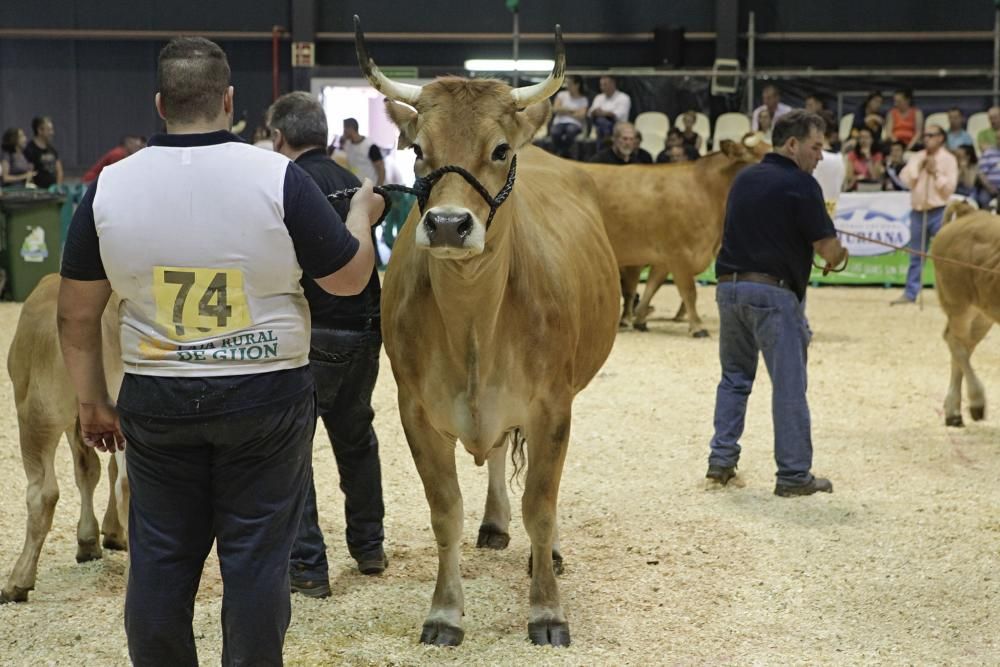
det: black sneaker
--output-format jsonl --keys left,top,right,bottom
{"left": 356, "top": 550, "right": 388, "bottom": 576}
{"left": 290, "top": 577, "right": 332, "bottom": 598}
{"left": 774, "top": 477, "right": 833, "bottom": 497}
{"left": 706, "top": 464, "right": 737, "bottom": 486}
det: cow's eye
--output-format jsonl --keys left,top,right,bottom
{"left": 412, "top": 144, "right": 424, "bottom": 160}
{"left": 491, "top": 143, "right": 510, "bottom": 161}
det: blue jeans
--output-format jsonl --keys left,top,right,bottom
{"left": 550, "top": 122, "right": 582, "bottom": 157}
{"left": 593, "top": 116, "right": 616, "bottom": 143}
{"left": 122, "top": 399, "right": 315, "bottom": 667}
{"left": 708, "top": 281, "right": 814, "bottom": 485}
{"left": 904, "top": 207, "right": 944, "bottom": 300}
{"left": 290, "top": 326, "right": 385, "bottom": 581}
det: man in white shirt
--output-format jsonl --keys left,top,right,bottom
{"left": 752, "top": 84, "right": 792, "bottom": 131}
{"left": 342, "top": 117, "right": 385, "bottom": 185}
{"left": 813, "top": 111, "right": 846, "bottom": 215}
{"left": 589, "top": 76, "right": 631, "bottom": 143}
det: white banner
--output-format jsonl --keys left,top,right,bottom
{"left": 832, "top": 191, "right": 912, "bottom": 257}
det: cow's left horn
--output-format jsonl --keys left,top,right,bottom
{"left": 354, "top": 15, "right": 423, "bottom": 105}
{"left": 510, "top": 25, "right": 566, "bottom": 109}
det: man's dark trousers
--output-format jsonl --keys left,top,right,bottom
{"left": 290, "top": 324, "right": 385, "bottom": 581}
{"left": 122, "top": 398, "right": 316, "bottom": 667}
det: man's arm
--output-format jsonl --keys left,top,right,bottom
{"left": 899, "top": 152, "right": 922, "bottom": 189}
{"left": 931, "top": 152, "right": 959, "bottom": 196}
{"left": 813, "top": 236, "right": 849, "bottom": 274}
{"left": 368, "top": 145, "right": 386, "bottom": 186}
{"left": 55, "top": 158, "right": 64, "bottom": 186}
{"left": 57, "top": 278, "right": 124, "bottom": 452}
{"left": 313, "top": 182, "right": 381, "bottom": 294}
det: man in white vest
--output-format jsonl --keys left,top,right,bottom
{"left": 57, "top": 37, "right": 383, "bottom": 666}
{"left": 341, "top": 117, "right": 385, "bottom": 185}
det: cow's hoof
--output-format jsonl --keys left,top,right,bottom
{"left": 102, "top": 535, "right": 128, "bottom": 551}
{"left": 0, "top": 586, "right": 29, "bottom": 604}
{"left": 618, "top": 319, "right": 629, "bottom": 328}
{"left": 419, "top": 621, "right": 464, "bottom": 646}
{"left": 528, "top": 620, "right": 571, "bottom": 647}
{"left": 76, "top": 540, "right": 103, "bottom": 563}
{"left": 945, "top": 415, "right": 964, "bottom": 427}
{"left": 970, "top": 406, "right": 986, "bottom": 421}
{"left": 476, "top": 524, "right": 510, "bottom": 550}
{"left": 632, "top": 322, "right": 648, "bottom": 332}
{"left": 527, "top": 551, "right": 564, "bottom": 576}
{"left": 692, "top": 329, "right": 710, "bottom": 338}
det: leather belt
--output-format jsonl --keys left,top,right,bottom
{"left": 716, "top": 272, "right": 791, "bottom": 291}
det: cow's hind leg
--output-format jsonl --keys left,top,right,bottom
{"left": 66, "top": 421, "right": 103, "bottom": 563}
{"left": 478, "top": 438, "right": 511, "bottom": 549}
{"left": 101, "top": 452, "right": 128, "bottom": 551}
{"left": 2, "top": 424, "right": 62, "bottom": 603}
{"left": 673, "top": 267, "right": 709, "bottom": 337}
{"left": 943, "top": 310, "right": 991, "bottom": 426}
{"left": 964, "top": 312, "right": 993, "bottom": 421}
{"left": 403, "top": 402, "right": 465, "bottom": 646}
{"left": 619, "top": 266, "right": 642, "bottom": 327}
{"left": 633, "top": 265, "right": 671, "bottom": 332}
{"left": 521, "top": 404, "right": 572, "bottom": 647}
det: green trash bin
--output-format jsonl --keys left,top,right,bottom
{"left": 0, "top": 190, "right": 66, "bottom": 301}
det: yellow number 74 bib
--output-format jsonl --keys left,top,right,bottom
{"left": 153, "top": 266, "right": 251, "bottom": 341}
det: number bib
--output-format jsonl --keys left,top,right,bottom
{"left": 153, "top": 266, "right": 252, "bottom": 341}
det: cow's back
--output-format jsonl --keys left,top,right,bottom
{"left": 933, "top": 214, "right": 1000, "bottom": 315}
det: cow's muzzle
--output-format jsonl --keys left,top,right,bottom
{"left": 424, "top": 210, "right": 474, "bottom": 247}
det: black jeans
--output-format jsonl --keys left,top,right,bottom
{"left": 121, "top": 398, "right": 315, "bottom": 667}
{"left": 290, "top": 325, "right": 385, "bottom": 580}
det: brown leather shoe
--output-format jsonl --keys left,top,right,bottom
{"left": 774, "top": 477, "right": 833, "bottom": 497}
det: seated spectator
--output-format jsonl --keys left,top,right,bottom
{"left": 804, "top": 94, "right": 826, "bottom": 114}
{"left": 588, "top": 76, "right": 631, "bottom": 144}
{"left": 976, "top": 106, "right": 1000, "bottom": 153}
{"left": 679, "top": 111, "right": 703, "bottom": 153}
{"left": 884, "top": 89, "right": 923, "bottom": 150}
{"left": 588, "top": 122, "right": 651, "bottom": 164}
{"left": 655, "top": 128, "right": 699, "bottom": 162}
{"left": 751, "top": 84, "right": 791, "bottom": 131}
{"left": 954, "top": 144, "right": 993, "bottom": 208}
{"left": 977, "top": 133, "right": 1000, "bottom": 199}
{"left": 883, "top": 141, "right": 908, "bottom": 191}
{"left": 756, "top": 108, "right": 774, "bottom": 144}
{"left": 550, "top": 75, "right": 589, "bottom": 158}
{"left": 23, "top": 115, "right": 63, "bottom": 188}
{"left": 81, "top": 135, "right": 145, "bottom": 184}
{"left": 845, "top": 127, "right": 884, "bottom": 191}
{"left": 852, "top": 91, "right": 885, "bottom": 145}
{"left": 1, "top": 127, "right": 36, "bottom": 187}
{"left": 814, "top": 111, "right": 847, "bottom": 210}
{"left": 945, "top": 108, "right": 973, "bottom": 150}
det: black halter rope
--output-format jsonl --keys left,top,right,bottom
{"left": 327, "top": 156, "right": 518, "bottom": 229}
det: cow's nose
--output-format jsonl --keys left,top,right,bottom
{"left": 423, "top": 211, "right": 474, "bottom": 247}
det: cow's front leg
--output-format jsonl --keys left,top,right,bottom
{"left": 478, "top": 438, "right": 511, "bottom": 549}
{"left": 633, "top": 265, "right": 670, "bottom": 332}
{"left": 402, "top": 401, "right": 466, "bottom": 646}
{"left": 619, "top": 266, "right": 642, "bottom": 326}
{"left": 522, "top": 404, "right": 572, "bottom": 647}
{"left": 673, "top": 268, "right": 709, "bottom": 337}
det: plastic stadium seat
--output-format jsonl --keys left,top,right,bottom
{"left": 966, "top": 111, "right": 990, "bottom": 156}
{"left": 712, "top": 112, "right": 751, "bottom": 148}
{"left": 674, "top": 112, "right": 710, "bottom": 154}
{"left": 924, "top": 111, "right": 949, "bottom": 133}
{"left": 639, "top": 131, "right": 665, "bottom": 159}
{"left": 635, "top": 112, "right": 669, "bottom": 139}
{"left": 839, "top": 113, "right": 854, "bottom": 142}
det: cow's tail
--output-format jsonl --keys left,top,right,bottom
{"left": 508, "top": 428, "right": 527, "bottom": 488}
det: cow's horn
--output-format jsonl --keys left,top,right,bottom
{"left": 510, "top": 24, "right": 566, "bottom": 109}
{"left": 354, "top": 15, "right": 423, "bottom": 105}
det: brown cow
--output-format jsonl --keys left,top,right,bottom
{"left": 1, "top": 274, "right": 128, "bottom": 604}
{"left": 578, "top": 137, "right": 767, "bottom": 336}
{"left": 356, "top": 18, "right": 618, "bottom": 646}
{"left": 933, "top": 207, "right": 1000, "bottom": 426}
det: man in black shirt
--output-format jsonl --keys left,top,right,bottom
{"left": 23, "top": 116, "right": 63, "bottom": 189}
{"left": 587, "top": 122, "right": 652, "bottom": 164}
{"left": 707, "top": 110, "right": 848, "bottom": 497}
{"left": 268, "top": 92, "right": 387, "bottom": 597}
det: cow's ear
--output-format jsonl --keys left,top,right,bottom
{"left": 718, "top": 139, "right": 741, "bottom": 157}
{"left": 512, "top": 100, "right": 552, "bottom": 148}
{"left": 385, "top": 99, "right": 418, "bottom": 149}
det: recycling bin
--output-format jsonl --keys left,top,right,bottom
{"left": 0, "top": 190, "right": 66, "bottom": 301}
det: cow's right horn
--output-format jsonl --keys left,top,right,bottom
{"left": 510, "top": 25, "right": 566, "bottom": 109}
{"left": 354, "top": 15, "right": 423, "bottom": 105}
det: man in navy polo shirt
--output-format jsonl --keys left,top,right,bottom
{"left": 57, "top": 37, "right": 383, "bottom": 665}
{"left": 706, "top": 110, "right": 848, "bottom": 497}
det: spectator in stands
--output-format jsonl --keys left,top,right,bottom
{"left": 341, "top": 118, "right": 385, "bottom": 186}
{"left": 804, "top": 95, "right": 826, "bottom": 114}
{"left": 883, "top": 141, "right": 908, "bottom": 191}
{"left": 23, "top": 116, "right": 63, "bottom": 189}
{"left": 884, "top": 89, "right": 923, "bottom": 150}
{"left": 588, "top": 122, "right": 651, "bottom": 164}
{"left": 679, "top": 110, "right": 703, "bottom": 153}
{"left": 1, "top": 127, "right": 36, "bottom": 187}
{"left": 954, "top": 144, "right": 992, "bottom": 208}
{"left": 945, "top": 108, "right": 973, "bottom": 150}
{"left": 891, "top": 124, "right": 957, "bottom": 305}
{"left": 756, "top": 108, "right": 774, "bottom": 144}
{"left": 976, "top": 134, "right": 1000, "bottom": 202}
{"left": 852, "top": 91, "right": 885, "bottom": 145}
{"left": 846, "top": 127, "right": 884, "bottom": 191}
{"left": 550, "top": 75, "right": 589, "bottom": 158}
{"left": 589, "top": 76, "right": 631, "bottom": 145}
{"left": 976, "top": 106, "right": 1000, "bottom": 153}
{"left": 656, "top": 128, "right": 698, "bottom": 163}
{"left": 81, "top": 135, "right": 145, "bottom": 184}
{"left": 751, "top": 84, "right": 791, "bottom": 131}
{"left": 813, "top": 111, "right": 847, "bottom": 209}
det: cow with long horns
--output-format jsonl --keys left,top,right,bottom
{"left": 354, "top": 17, "right": 618, "bottom": 647}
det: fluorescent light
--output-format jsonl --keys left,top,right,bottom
{"left": 464, "top": 59, "right": 555, "bottom": 72}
